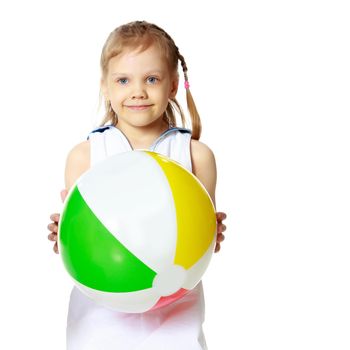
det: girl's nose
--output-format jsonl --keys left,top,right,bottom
{"left": 132, "top": 84, "right": 147, "bottom": 99}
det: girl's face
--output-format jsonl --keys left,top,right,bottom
{"left": 101, "top": 44, "right": 178, "bottom": 129}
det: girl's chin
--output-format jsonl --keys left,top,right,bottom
{"left": 119, "top": 118, "right": 166, "bottom": 128}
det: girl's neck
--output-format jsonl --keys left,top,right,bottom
{"left": 116, "top": 119, "right": 170, "bottom": 150}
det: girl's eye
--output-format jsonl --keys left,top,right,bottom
{"left": 147, "top": 76, "right": 159, "bottom": 84}
{"left": 117, "top": 78, "right": 128, "bottom": 85}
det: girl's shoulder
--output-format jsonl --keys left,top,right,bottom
{"left": 66, "top": 139, "right": 90, "bottom": 161}
{"left": 190, "top": 139, "right": 216, "bottom": 166}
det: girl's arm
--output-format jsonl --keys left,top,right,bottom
{"left": 190, "top": 139, "right": 226, "bottom": 253}
{"left": 47, "top": 140, "right": 90, "bottom": 254}
{"left": 190, "top": 139, "right": 217, "bottom": 206}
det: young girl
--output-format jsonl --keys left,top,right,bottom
{"left": 47, "top": 20, "right": 226, "bottom": 349}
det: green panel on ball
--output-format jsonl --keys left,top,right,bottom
{"left": 59, "top": 186, "right": 156, "bottom": 292}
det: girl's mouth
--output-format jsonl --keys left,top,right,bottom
{"left": 126, "top": 105, "right": 152, "bottom": 110}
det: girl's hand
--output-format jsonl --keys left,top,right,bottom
{"left": 47, "top": 189, "right": 68, "bottom": 254}
{"left": 215, "top": 212, "right": 227, "bottom": 253}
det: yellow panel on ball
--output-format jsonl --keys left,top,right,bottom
{"left": 146, "top": 151, "right": 217, "bottom": 269}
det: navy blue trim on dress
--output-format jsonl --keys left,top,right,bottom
{"left": 86, "top": 125, "right": 114, "bottom": 140}
{"left": 87, "top": 125, "right": 191, "bottom": 141}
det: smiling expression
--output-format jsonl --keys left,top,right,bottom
{"left": 101, "top": 44, "right": 179, "bottom": 128}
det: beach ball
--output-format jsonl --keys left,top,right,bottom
{"left": 58, "top": 150, "right": 216, "bottom": 313}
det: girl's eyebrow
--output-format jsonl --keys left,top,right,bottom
{"left": 111, "top": 70, "right": 164, "bottom": 77}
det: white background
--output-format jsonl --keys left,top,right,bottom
{"left": 0, "top": 0, "right": 349, "bottom": 349}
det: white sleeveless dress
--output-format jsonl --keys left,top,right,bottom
{"left": 66, "top": 125, "right": 208, "bottom": 350}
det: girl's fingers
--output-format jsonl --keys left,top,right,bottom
{"left": 50, "top": 213, "right": 60, "bottom": 222}
{"left": 216, "top": 212, "right": 227, "bottom": 222}
{"left": 47, "top": 223, "right": 58, "bottom": 233}
{"left": 214, "top": 243, "right": 221, "bottom": 253}
{"left": 217, "top": 223, "right": 226, "bottom": 233}
{"left": 217, "top": 233, "right": 225, "bottom": 243}
{"left": 53, "top": 242, "right": 59, "bottom": 254}
{"left": 48, "top": 233, "right": 57, "bottom": 242}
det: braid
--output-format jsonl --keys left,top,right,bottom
{"left": 173, "top": 47, "right": 202, "bottom": 139}
{"left": 177, "top": 52, "right": 189, "bottom": 83}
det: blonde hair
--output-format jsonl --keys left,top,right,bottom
{"left": 98, "top": 20, "right": 202, "bottom": 140}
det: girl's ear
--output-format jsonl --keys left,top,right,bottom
{"left": 169, "top": 73, "right": 179, "bottom": 99}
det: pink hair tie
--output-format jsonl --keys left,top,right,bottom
{"left": 184, "top": 81, "right": 190, "bottom": 89}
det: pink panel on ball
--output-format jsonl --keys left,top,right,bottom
{"left": 150, "top": 288, "right": 190, "bottom": 310}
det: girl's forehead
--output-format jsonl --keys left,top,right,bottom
{"left": 108, "top": 44, "right": 168, "bottom": 69}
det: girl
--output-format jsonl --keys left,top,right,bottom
{"left": 47, "top": 20, "right": 226, "bottom": 350}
